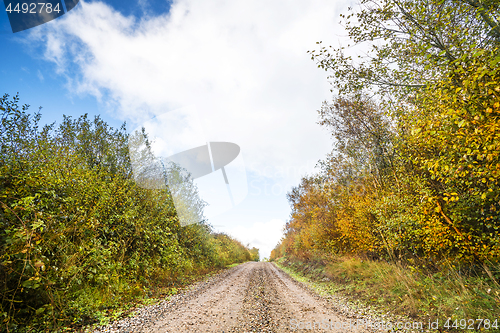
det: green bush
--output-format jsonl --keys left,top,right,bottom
{"left": 0, "top": 93, "right": 255, "bottom": 331}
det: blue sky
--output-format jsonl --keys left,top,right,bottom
{"left": 0, "top": 0, "right": 352, "bottom": 259}
{"left": 1, "top": 1, "right": 119, "bottom": 128}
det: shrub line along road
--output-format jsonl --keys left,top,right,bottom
{"left": 93, "top": 262, "right": 372, "bottom": 332}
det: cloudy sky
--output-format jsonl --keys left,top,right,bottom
{"left": 0, "top": 0, "right": 353, "bottom": 259}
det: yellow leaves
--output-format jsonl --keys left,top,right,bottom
{"left": 411, "top": 127, "right": 422, "bottom": 135}
{"left": 443, "top": 193, "right": 460, "bottom": 203}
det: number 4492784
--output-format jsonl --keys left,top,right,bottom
{"left": 444, "top": 319, "right": 498, "bottom": 330}
{"left": 5, "top": 2, "right": 61, "bottom": 14}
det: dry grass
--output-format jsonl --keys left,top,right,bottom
{"left": 277, "top": 256, "right": 500, "bottom": 330}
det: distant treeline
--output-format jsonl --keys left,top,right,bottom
{"left": 0, "top": 94, "right": 259, "bottom": 331}
{"left": 272, "top": 0, "right": 499, "bottom": 271}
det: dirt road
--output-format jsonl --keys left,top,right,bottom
{"left": 97, "top": 262, "right": 372, "bottom": 332}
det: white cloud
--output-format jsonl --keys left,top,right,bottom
{"left": 31, "top": 0, "right": 344, "bottom": 182}
{"left": 224, "top": 219, "right": 286, "bottom": 260}
{"left": 28, "top": 0, "right": 352, "bottom": 249}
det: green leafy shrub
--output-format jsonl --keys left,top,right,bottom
{"left": 0, "top": 93, "right": 255, "bottom": 331}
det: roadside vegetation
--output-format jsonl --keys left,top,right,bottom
{"left": 271, "top": 0, "right": 500, "bottom": 327}
{"left": 0, "top": 94, "right": 258, "bottom": 332}
{"left": 274, "top": 256, "right": 499, "bottom": 331}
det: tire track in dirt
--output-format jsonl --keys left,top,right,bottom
{"left": 146, "top": 263, "right": 253, "bottom": 332}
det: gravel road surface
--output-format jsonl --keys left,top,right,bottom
{"left": 94, "top": 262, "right": 373, "bottom": 332}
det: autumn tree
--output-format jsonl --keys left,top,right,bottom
{"left": 277, "top": 0, "right": 500, "bottom": 265}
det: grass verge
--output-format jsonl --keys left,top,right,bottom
{"left": 274, "top": 256, "right": 500, "bottom": 332}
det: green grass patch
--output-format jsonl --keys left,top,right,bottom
{"left": 226, "top": 263, "right": 242, "bottom": 268}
